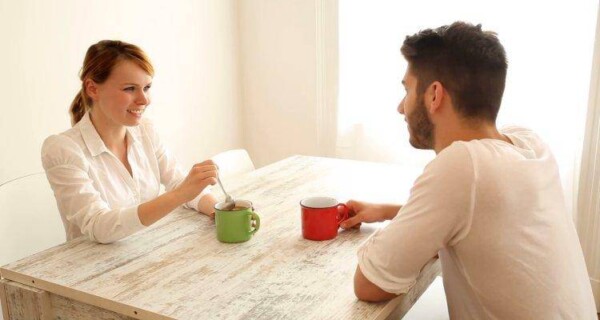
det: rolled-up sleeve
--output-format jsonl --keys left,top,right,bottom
{"left": 42, "top": 135, "right": 145, "bottom": 244}
{"left": 357, "top": 143, "right": 476, "bottom": 294}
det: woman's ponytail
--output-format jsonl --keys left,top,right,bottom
{"left": 69, "top": 89, "right": 87, "bottom": 126}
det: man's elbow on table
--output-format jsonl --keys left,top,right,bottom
{"left": 354, "top": 265, "right": 398, "bottom": 302}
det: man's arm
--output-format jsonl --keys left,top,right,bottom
{"left": 352, "top": 144, "right": 475, "bottom": 300}
{"left": 341, "top": 201, "right": 401, "bottom": 229}
{"left": 354, "top": 265, "right": 398, "bottom": 301}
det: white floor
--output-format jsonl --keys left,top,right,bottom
{"left": 403, "top": 276, "right": 449, "bottom": 320}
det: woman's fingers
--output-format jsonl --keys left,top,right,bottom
{"left": 192, "top": 164, "right": 218, "bottom": 173}
{"left": 193, "top": 159, "right": 215, "bottom": 167}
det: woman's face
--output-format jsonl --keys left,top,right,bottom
{"left": 88, "top": 60, "right": 152, "bottom": 127}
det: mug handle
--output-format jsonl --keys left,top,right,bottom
{"left": 336, "top": 203, "right": 349, "bottom": 226}
{"left": 249, "top": 212, "right": 261, "bottom": 235}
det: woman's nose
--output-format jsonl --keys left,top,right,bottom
{"left": 136, "top": 91, "right": 149, "bottom": 105}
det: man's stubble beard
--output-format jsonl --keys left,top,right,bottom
{"left": 406, "top": 95, "right": 435, "bottom": 150}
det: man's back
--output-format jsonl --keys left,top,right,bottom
{"left": 442, "top": 126, "right": 596, "bottom": 318}
{"left": 357, "top": 126, "right": 596, "bottom": 319}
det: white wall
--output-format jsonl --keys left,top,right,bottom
{"left": 577, "top": 3, "right": 600, "bottom": 310}
{"left": 238, "top": 0, "right": 338, "bottom": 167}
{"left": 0, "top": 0, "right": 243, "bottom": 185}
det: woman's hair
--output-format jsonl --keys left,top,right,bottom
{"left": 69, "top": 40, "right": 154, "bottom": 126}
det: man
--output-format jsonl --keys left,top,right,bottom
{"left": 341, "top": 22, "right": 597, "bottom": 319}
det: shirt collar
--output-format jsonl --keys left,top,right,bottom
{"left": 78, "top": 111, "right": 143, "bottom": 157}
{"left": 79, "top": 112, "right": 107, "bottom": 157}
{"left": 126, "top": 123, "right": 143, "bottom": 147}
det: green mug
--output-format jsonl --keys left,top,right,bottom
{"left": 215, "top": 200, "right": 261, "bottom": 243}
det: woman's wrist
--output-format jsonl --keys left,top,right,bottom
{"left": 168, "top": 188, "right": 189, "bottom": 206}
{"left": 197, "top": 193, "right": 218, "bottom": 217}
{"left": 138, "top": 191, "right": 186, "bottom": 226}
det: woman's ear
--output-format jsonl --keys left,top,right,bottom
{"left": 84, "top": 79, "right": 99, "bottom": 101}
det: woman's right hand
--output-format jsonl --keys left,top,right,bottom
{"left": 174, "top": 160, "right": 218, "bottom": 203}
{"left": 340, "top": 200, "right": 401, "bottom": 229}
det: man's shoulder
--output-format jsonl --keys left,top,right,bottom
{"left": 436, "top": 141, "right": 473, "bottom": 162}
{"left": 500, "top": 126, "right": 551, "bottom": 158}
{"left": 426, "top": 142, "right": 474, "bottom": 176}
{"left": 499, "top": 125, "right": 532, "bottom": 134}
{"left": 500, "top": 125, "right": 545, "bottom": 144}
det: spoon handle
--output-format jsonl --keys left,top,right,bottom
{"left": 216, "top": 175, "right": 230, "bottom": 198}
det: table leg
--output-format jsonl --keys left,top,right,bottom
{"left": 0, "top": 278, "right": 9, "bottom": 320}
{"left": 0, "top": 279, "right": 51, "bottom": 320}
{"left": 0, "top": 279, "right": 139, "bottom": 320}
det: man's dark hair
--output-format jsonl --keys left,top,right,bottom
{"left": 401, "top": 22, "right": 508, "bottom": 122}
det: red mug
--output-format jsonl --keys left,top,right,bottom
{"left": 300, "top": 197, "right": 349, "bottom": 241}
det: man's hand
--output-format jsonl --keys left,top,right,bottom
{"left": 340, "top": 200, "right": 401, "bottom": 229}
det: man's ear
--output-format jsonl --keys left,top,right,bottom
{"left": 84, "top": 79, "right": 99, "bottom": 101}
{"left": 426, "top": 81, "right": 445, "bottom": 114}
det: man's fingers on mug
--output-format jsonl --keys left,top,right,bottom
{"left": 341, "top": 215, "right": 361, "bottom": 229}
{"left": 347, "top": 208, "right": 357, "bottom": 217}
{"left": 346, "top": 200, "right": 362, "bottom": 212}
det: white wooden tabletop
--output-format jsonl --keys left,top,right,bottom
{"left": 0, "top": 155, "right": 437, "bottom": 320}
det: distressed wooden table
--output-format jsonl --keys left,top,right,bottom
{"left": 0, "top": 155, "right": 440, "bottom": 320}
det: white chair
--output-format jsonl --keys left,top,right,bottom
{"left": 211, "top": 149, "right": 255, "bottom": 179}
{"left": 0, "top": 172, "right": 65, "bottom": 266}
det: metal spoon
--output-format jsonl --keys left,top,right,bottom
{"left": 216, "top": 174, "right": 236, "bottom": 210}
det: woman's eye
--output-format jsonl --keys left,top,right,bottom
{"left": 143, "top": 85, "right": 151, "bottom": 92}
{"left": 124, "top": 87, "right": 135, "bottom": 92}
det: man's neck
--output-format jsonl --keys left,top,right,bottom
{"left": 433, "top": 119, "right": 510, "bottom": 154}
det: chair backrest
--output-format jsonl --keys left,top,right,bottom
{"left": 211, "top": 149, "right": 255, "bottom": 179}
{"left": 0, "top": 173, "right": 65, "bottom": 266}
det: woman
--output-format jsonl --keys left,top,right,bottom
{"left": 41, "top": 40, "right": 218, "bottom": 244}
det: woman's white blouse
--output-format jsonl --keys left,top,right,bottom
{"left": 41, "top": 112, "right": 208, "bottom": 243}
